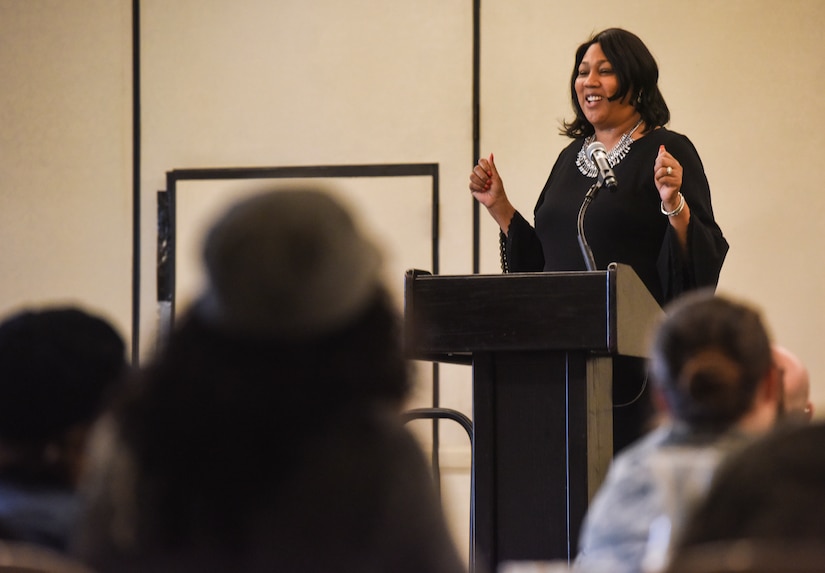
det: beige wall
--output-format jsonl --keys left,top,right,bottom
{"left": 0, "top": 0, "right": 133, "bottom": 336}
{"left": 3, "top": 0, "right": 825, "bottom": 564}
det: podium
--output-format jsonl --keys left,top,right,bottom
{"left": 403, "top": 263, "right": 663, "bottom": 572}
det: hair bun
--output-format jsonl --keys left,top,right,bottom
{"left": 678, "top": 349, "right": 745, "bottom": 425}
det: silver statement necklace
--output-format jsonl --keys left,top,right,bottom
{"left": 575, "top": 119, "right": 644, "bottom": 178}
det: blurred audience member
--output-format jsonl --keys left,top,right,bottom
{"left": 0, "top": 307, "right": 127, "bottom": 551}
{"left": 73, "top": 187, "right": 468, "bottom": 573}
{"left": 574, "top": 290, "right": 782, "bottom": 573}
{"left": 668, "top": 421, "right": 825, "bottom": 572}
{"left": 666, "top": 540, "right": 825, "bottom": 573}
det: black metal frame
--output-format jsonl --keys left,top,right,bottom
{"left": 156, "top": 166, "right": 448, "bottom": 448}
{"left": 156, "top": 163, "right": 439, "bottom": 328}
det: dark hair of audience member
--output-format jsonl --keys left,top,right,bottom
{"left": 649, "top": 290, "right": 774, "bottom": 430}
{"left": 0, "top": 307, "right": 127, "bottom": 484}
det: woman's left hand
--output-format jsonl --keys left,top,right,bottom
{"left": 654, "top": 144, "right": 683, "bottom": 212}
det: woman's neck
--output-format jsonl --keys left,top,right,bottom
{"left": 594, "top": 115, "right": 644, "bottom": 149}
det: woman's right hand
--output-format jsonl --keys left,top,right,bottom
{"left": 469, "top": 153, "right": 515, "bottom": 233}
{"left": 469, "top": 153, "right": 504, "bottom": 208}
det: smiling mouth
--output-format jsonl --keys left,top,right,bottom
{"left": 585, "top": 95, "right": 603, "bottom": 103}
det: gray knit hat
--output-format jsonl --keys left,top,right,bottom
{"left": 197, "top": 187, "right": 383, "bottom": 338}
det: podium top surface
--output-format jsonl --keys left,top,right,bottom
{"left": 404, "top": 263, "right": 663, "bottom": 359}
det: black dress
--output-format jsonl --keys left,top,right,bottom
{"left": 503, "top": 127, "right": 729, "bottom": 451}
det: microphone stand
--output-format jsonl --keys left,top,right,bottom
{"left": 576, "top": 181, "right": 602, "bottom": 272}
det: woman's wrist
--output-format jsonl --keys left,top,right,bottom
{"left": 661, "top": 192, "right": 685, "bottom": 217}
{"left": 489, "top": 202, "right": 516, "bottom": 234}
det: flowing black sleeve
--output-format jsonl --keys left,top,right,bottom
{"left": 657, "top": 134, "right": 729, "bottom": 302}
{"left": 501, "top": 210, "right": 545, "bottom": 273}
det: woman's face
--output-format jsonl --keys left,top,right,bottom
{"left": 575, "top": 42, "right": 636, "bottom": 132}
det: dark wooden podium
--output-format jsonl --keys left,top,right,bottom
{"left": 403, "top": 263, "right": 663, "bottom": 572}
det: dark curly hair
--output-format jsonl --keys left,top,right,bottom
{"left": 0, "top": 307, "right": 127, "bottom": 443}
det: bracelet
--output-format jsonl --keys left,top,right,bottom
{"left": 660, "top": 192, "right": 685, "bottom": 217}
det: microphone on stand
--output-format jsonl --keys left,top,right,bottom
{"left": 586, "top": 141, "right": 618, "bottom": 191}
{"left": 577, "top": 141, "right": 618, "bottom": 270}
